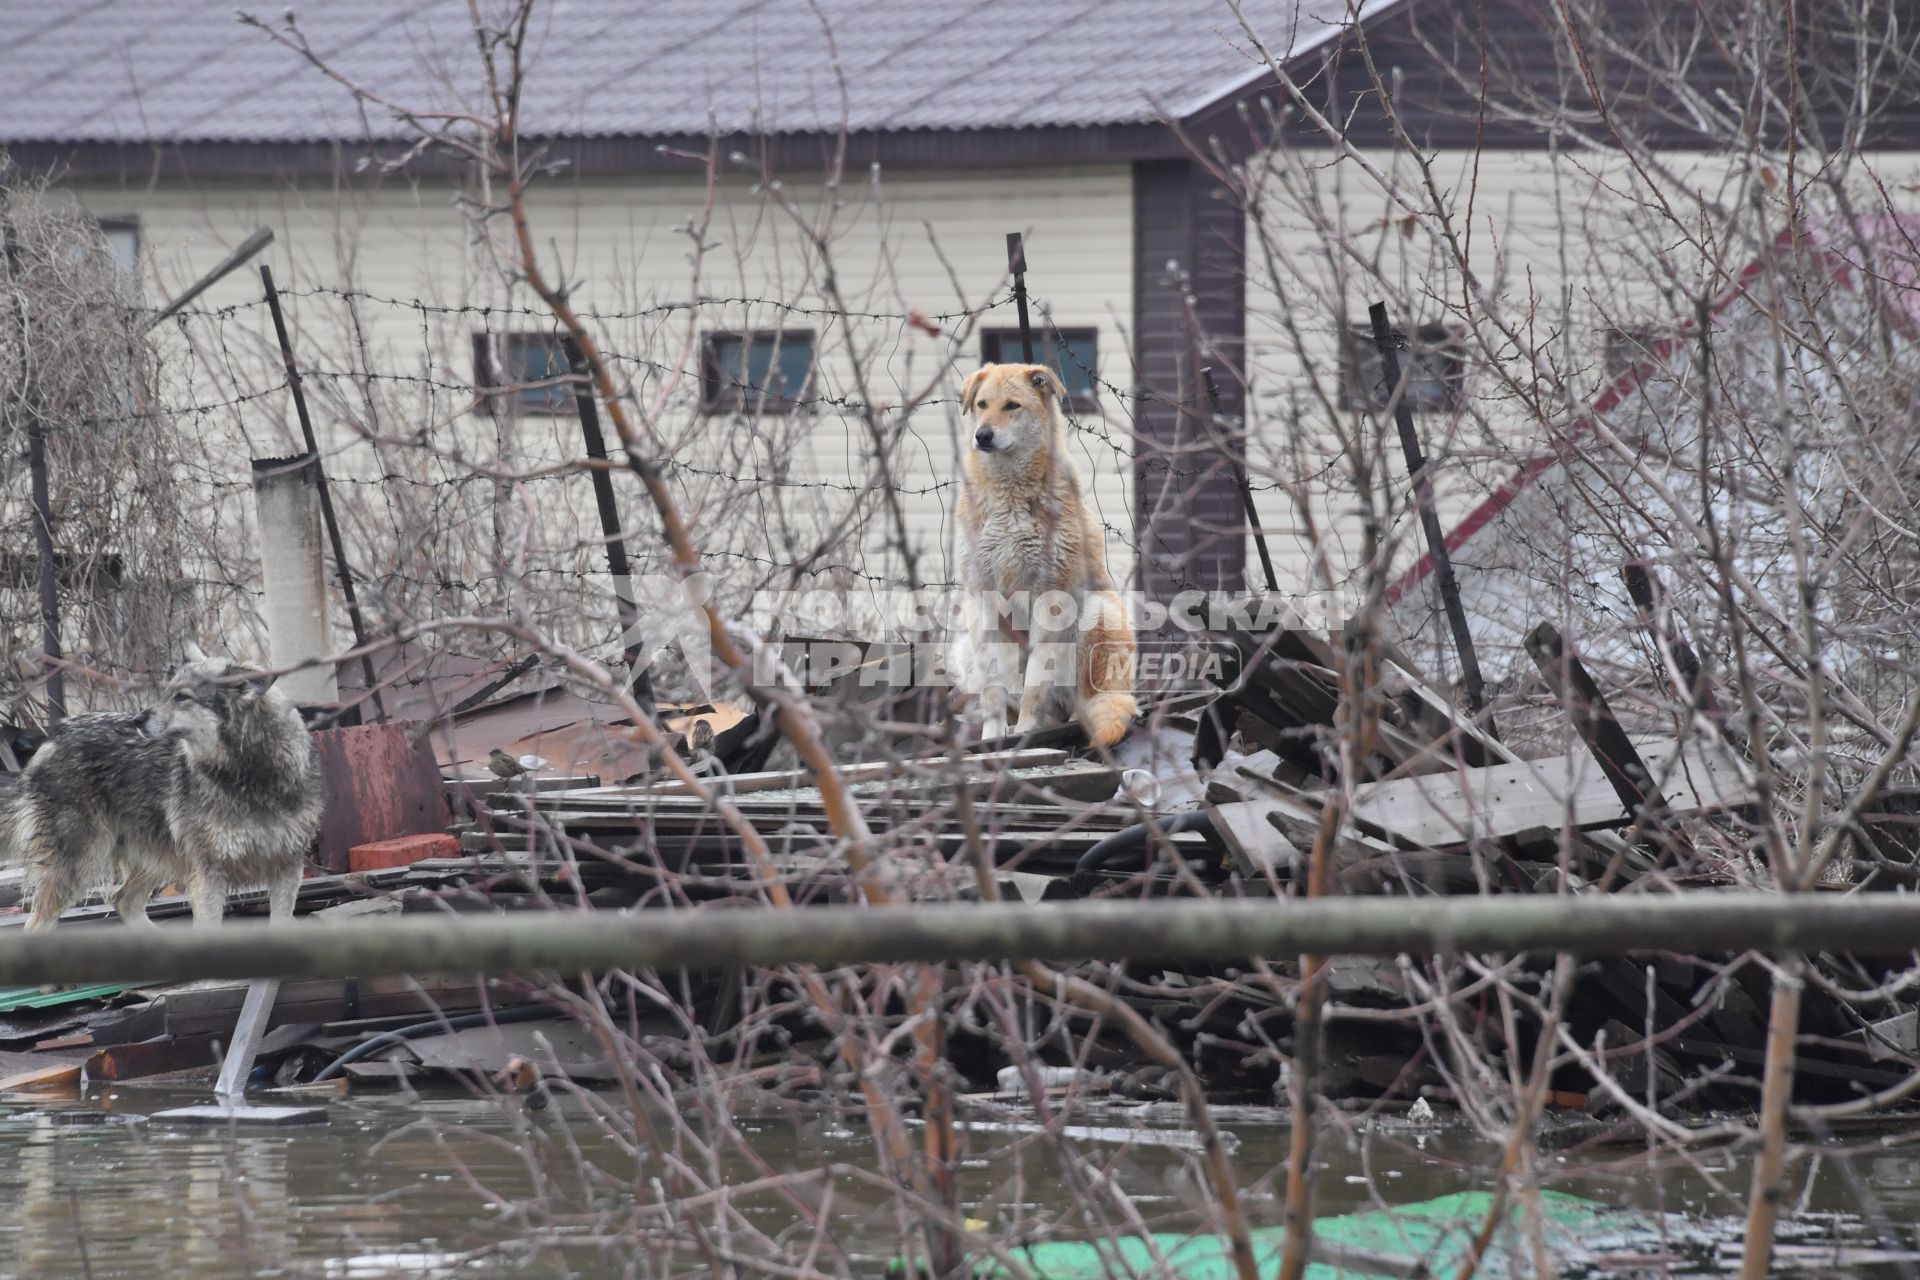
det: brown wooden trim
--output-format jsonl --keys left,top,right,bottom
{"left": 1131, "top": 158, "right": 1247, "bottom": 599}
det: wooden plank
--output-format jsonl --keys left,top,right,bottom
{"left": 0, "top": 1062, "right": 81, "bottom": 1092}
{"left": 512, "top": 795, "right": 1136, "bottom": 832}
{"left": 86, "top": 1035, "right": 220, "bottom": 1081}
{"left": 536, "top": 748, "right": 1069, "bottom": 803}
{"left": 1378, "top": 650, "right": 1522, "bottom": 772}
{"left": 155, "top": 975, "right": 492, "bottom": 1038}
{"left": 150, "top": 1103, "right": 327, "bottom": 1126}
{"left": 1261, "top": 629, "right": 1430, "bottom": 770}
{"left": 1345, "top": 742, "right": 1749, "bottom": 849}
{"left": 1526, "top": 624, "right": 1675, "bottom": 818}
{"left": 1210, "top": 801, "right": 1307, "bottom": 878}
{"left": 214, "top": 979, "right": 279, "bottom": 1101}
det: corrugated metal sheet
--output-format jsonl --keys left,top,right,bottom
{"left": 0, "top": 0, "right": 1385, "bottom": 145}
{"left": 0, "top": 982, "right": 138, "bottom": 1011}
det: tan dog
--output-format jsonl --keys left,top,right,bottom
{"left": 953, "top": 363, "right": 1137, "bottom": 747}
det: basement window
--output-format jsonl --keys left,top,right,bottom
{"left": 701, "top": 329, "right": 815, "bottom": 414}
{"left": 980, "top": 327, "right": 1099, "bottom": 412}
{"left": 474, "top": 332, "right": 575, "bottom": 415}
{"left": 1341, "top": 323, "right": 1465, "bottom": 414}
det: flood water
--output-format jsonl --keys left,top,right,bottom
{"left": 1, "top": 1084, "right": 1918, "bottom": 1277}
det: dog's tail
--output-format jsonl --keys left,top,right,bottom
{"left": 1080, "top": 689, "right": 1139, "bottom": 750}
{"left": 1079, "top": 589, "right": 1138, "bottom": 749}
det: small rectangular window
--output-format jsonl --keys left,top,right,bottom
{"left": 1341, "top": 323, "right": 1465, "bottom": 414}
{"left": 980, "top": 327, "right": 1098, "bottom": 412}
{"left": 474, "top": 332, "right": 575, "bottom": 415}
{"left": 93, "top": 215, "right": 140, "bottom": 275}
{"left": 702, "top": 329, "right": 814, "bottom": 414}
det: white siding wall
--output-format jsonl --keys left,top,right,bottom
{"left": 70, "top": 168, "right": 1136, "bottom": 648}
{"left": 1241, "top": 147, "right": 1721, "bottom": 599}
{"left": 1240, "top": 144, "right": 1920, "bottom": 690}
{"left": 1241, "top": 149, "right": 1920, "bottom": 593}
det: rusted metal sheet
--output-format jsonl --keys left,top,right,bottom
{"left": 85, "top": 1034, "right": 220, "bottom": 1081}
{"left": 312, "top": 724, "right": 451, "bottom": 874}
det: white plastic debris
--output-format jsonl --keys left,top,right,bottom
{"left": 1118, "top": 767, "right": 1160, "bottom": 807}
{"left": 994, "top": 1065, "right": 1106, "bottom": 1097}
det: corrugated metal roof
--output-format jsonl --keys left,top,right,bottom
{"left": 0, "top": 0, "right": 1390, "bottom": 145}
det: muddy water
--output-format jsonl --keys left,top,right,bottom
{"left": 0, "top": 1086, "right": 1915, "bottom": 1277}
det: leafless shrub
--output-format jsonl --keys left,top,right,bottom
{"left": 0, "top": 163, "right": 219, "bottom": 714}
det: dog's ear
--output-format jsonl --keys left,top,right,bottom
{"left": 181, "top": 640, "right": 207, "bottom": 664}
{"left": 959, "top": 367, "right": 990, "bottom": 416}
{"left": 1026, "top": 366, "right": 1065, "bottom": 401}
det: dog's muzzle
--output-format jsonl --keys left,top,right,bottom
{"left": 973, "top": 426, "right": 998, "bottom": 452}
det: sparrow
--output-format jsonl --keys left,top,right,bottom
{"left": 684, "top": 719, "right": 726, "bottom": 779}
{"left": 487, "top": 748, "right": 536, "bottom": 779}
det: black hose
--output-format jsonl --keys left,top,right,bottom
{"left": 1073, "top": 810, "right": 1223, "bottom": 882}
{"left": 311, "top": 1003, "right": 558, "bottom": 1082}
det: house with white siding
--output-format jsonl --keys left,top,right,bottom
{"left": 3, "top": 0, "right": 1918, "bottom": 674}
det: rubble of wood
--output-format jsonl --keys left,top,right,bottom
{"left": 0, "top": 616, "right": 1914, "bottom": 1122}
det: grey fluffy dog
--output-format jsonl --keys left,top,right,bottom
{"left": 6, "top": 644, "right": 323, "bottom": 930}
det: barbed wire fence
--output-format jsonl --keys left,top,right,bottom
{"left": 4, "top": 245, "right": 1300, "bottom": 723}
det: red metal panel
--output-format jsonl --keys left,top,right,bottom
{"left": 312, "top": 724, "right": 451, "bottom": 874}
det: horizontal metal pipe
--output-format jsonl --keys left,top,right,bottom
{"left": 0, "top": 894, "right": 1915, "bottom": 986}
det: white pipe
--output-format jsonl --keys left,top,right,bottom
{"left": 251, "top": 455, "right": 339, "bottom": 705}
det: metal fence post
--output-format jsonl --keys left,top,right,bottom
{"left": 260, "top": 265, "right": 385, "bottom": 722}
{"left": 563, "top": 335, "right": 653, "bottom": 715}
{"left": 1204, "top": 365, "right": 1279, "bottom": 595}
{"left": 1005, "top": 232, "right": 1035, "bottom": 362}
{"left": 1367, "top": 301, "right": 1494, "bottom": 748}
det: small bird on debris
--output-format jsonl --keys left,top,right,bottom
{"left": 487, "top": 749, "right": 548, "bottom": 780}
{"left": 496, "top": 1055, "right": 553, "bottom": 1113}
{"left": 684, "top": 719, "right": 727, "bottom": 779}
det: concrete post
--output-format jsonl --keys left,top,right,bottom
{"left": 251, "top": 455, "right": 338, "bottom": 705}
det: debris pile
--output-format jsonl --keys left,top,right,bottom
{"left": 0, "top": 614, "right": 1912, "bottom": 1119}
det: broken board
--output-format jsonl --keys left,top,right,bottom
{"left": 1344, "top": 740, "right": 1751, "bottom": 848}
{"left": 149, "top": 1104, "right": 327, "bottom": 1126}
